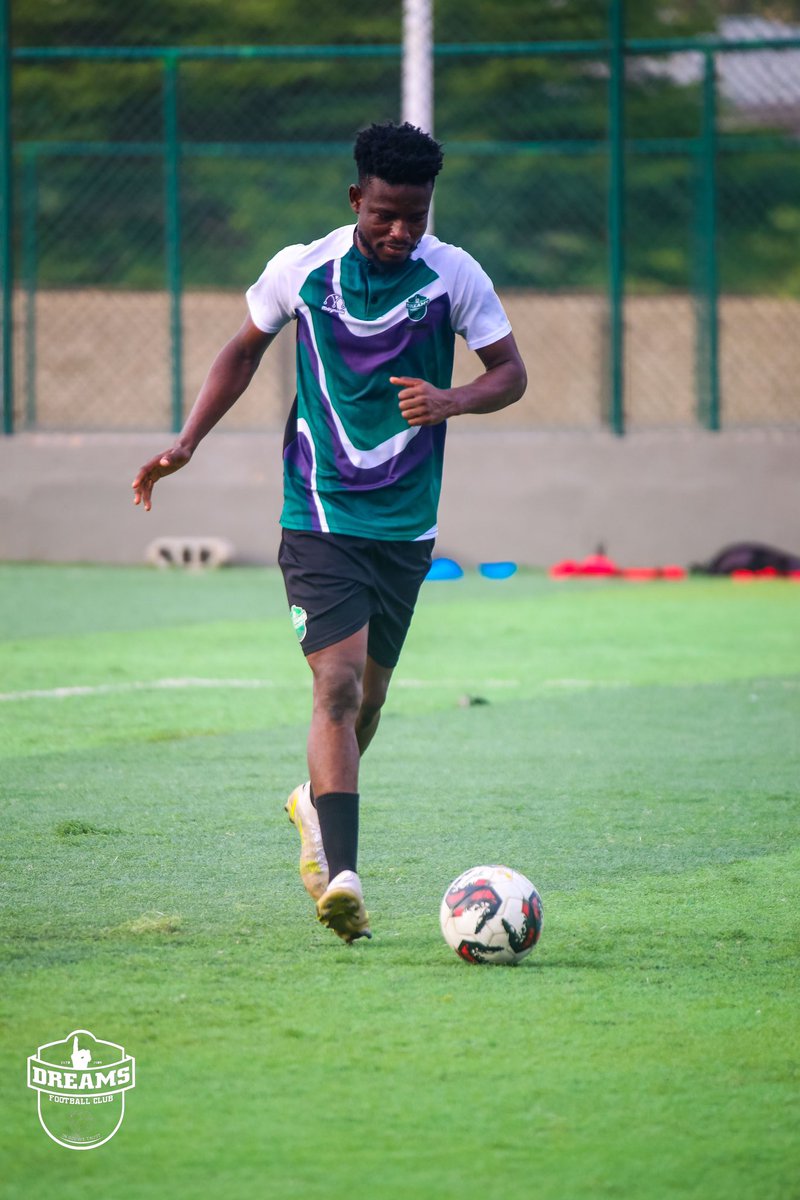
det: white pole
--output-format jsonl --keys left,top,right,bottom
{"left": 402, "top": 0, "right": 435, "bottom": 230}
{"left": 402, "top": 0, "right": 434, "bottom": 135}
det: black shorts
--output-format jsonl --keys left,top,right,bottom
{"left": 278, "top": 529, "right": 434, "bottom": 668}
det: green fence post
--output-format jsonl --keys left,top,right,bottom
{"left": 0, "top": 0, "right": 12, "bottom": 434}
{"left": 607, "top": 0, "right": 626, "bottom": 436}
{"left": 21, "top": 148, "right": 37, "bottom": 428}
{"left": 696, "top": 49, "right": 720, "bottom": 430}
{"left": 163, "top": 53, "right": 183, "bottom": 433}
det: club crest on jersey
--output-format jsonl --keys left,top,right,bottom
{"left": 406, "top": 294, "right": 429, "bottom": 322}
{"left": 290, "top": 605, "right": 308, "bottom": 642}
{"left": 322, "top": 293, "right": 347, "bottom": 316}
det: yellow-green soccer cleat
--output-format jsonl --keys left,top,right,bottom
{"left": 316, "top": 870, "right": 372, "bottom": 944}
{"left": 285, "top": 781, "right": 329, "bottom": 902}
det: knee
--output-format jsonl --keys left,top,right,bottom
{"left": 360, "top": 676, "right": 389, "bottom": 724}
{"left": 312, "top": 661, "right": 363, "bottom": 725}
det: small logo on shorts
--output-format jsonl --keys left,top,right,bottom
{"left": 27, "top": 1028, "right": 136, "bottom": 1150}
{"left": 406, "top": 294, "right": 429, "bottom": 321}
{"left": 322, "top": 293, "right": 347, "bottom": 316}
{"left": 290, "top": 605, "right": 308, "bottom": 642}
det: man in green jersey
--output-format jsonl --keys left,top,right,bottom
{"left": 133, "top": 121, "right": 527, "bottom": 944}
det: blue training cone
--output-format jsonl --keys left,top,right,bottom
{"left": 426, "top": 557, "right": 464, "bottom": 581}
{"left": 479, "top": 561, "right": 518, "bottom": 579}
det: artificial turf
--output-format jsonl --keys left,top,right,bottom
{"left": 0, "top": 564, "right": 798, "bottom": 1199}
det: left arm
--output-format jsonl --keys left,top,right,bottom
{"left": 391, "top": 333, "right": 527, "bottom": 427}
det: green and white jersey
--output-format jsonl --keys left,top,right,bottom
{"left": 246, "top": 224, "right": 512, "bottom": 540}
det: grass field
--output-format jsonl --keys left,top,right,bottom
{"left": 1, "top": 564, "right": 798, "bottom": 1199}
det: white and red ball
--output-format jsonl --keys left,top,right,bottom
{"left": 440, "top": 865, "right": 543, "bottom": 965}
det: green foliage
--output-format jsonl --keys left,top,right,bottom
{"left": 12, "top": 0, "right": 403, "bottom": 49}
{"left": 10, "top": 2, "right": 800, "bottom": 293}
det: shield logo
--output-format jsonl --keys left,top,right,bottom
{"left": 290, "top": 604, "right": 308, "bottom": 642}
{"left": 406, "top": 293, "right": 429, "bottom": 322}
{"left": 27, "top": 1029, "right": 135, "bottom": 1150}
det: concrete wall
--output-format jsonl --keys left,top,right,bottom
{"left": 1, "top": 428, "right": 797, "bottom": 568}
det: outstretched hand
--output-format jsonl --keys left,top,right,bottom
{"left": 132, "top": 446, "right": 192, "bottom": 511}
{"left": 391, "top": 376, "right": 455, "bottom": 427}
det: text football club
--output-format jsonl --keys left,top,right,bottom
{"left": 27, "top": 1029, "right": 136, "bottom": 1149}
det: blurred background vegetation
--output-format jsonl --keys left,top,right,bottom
{"left": 11, "top": 0, "right": 800, "bottom": 294}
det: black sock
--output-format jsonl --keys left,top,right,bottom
{"left": 315, "top": 792, "right": 359, "bottom": 879}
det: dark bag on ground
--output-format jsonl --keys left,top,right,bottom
{"left": 693, "top": 541, "right": 800, "bottom": 575}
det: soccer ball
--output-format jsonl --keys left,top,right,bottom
{"left": 440, "top": 865, "right": 543, "bottom": 965}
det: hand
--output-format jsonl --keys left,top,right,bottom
{"left": 132, "top": 446, "right": 192, "bottom": 511}
{"left": 391, "top": 376, "right": 455, "bottom": 427}
{"left": 71, "top": 1036, "right": 92, "bottom": 1070}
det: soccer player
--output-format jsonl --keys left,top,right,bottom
{"left": 132, "top": 121, "right": 527, "bottom": 944}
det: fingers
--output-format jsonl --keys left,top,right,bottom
{"left": 132, "top": 473, "right": 154, "bottom": 511}
{"left": 393, "top": 377, "right": 438, "bottom": 426}
{"left": 389, "top": 375, "right": 422, "bottom": 401}
{"left": 131, "top": 451, "right": 183, "bottom": 511}
{"left": 398, "top": 399, "right": 434, "bottom": 428}
{"left": 131, "top": 469, "right": 150, "bottom": 510}
{"left": 391, "top": 376, "right": 450, "bottom": 425}
{"left": 391, "top": 377, "right": 427, "bottom": 411}
{"left": 398, "top": 397, "right": 425, "bottom": 418}
{"left": 131, "top": 462, "right": 161, "bottom": 511}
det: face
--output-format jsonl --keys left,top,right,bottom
{"left": 349, "top": 177, "right": 433, "bottom": 266}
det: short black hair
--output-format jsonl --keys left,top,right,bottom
{"left": 353, "top": 121, "right": 444, "bottom": 187}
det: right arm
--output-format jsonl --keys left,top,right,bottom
{"left": 132, "top": 314, "right": 275, "bottom": 511}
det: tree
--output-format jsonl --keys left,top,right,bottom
{"left": 11, "top": 1, "right": 800, "bottom": 294}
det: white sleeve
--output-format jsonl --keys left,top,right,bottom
{"left": 449, "top": 251, "right": 512, "bottom": 351}
{"left": 245, "top": 245, "right": 302, "bottom": 334}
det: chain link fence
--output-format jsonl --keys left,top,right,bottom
{"left": 5, "top": 2, "right": 800, "bottom": 434}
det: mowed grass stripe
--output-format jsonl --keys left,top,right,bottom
{"left": 1, "top": 851, "right": 796, "bottom": 1200}
{"left": 3, "top": 676, "right": 797, "bottom": 929}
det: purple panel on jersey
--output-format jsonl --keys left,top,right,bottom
{"left": 330, "top": 295, "right": 451, "bottom": 376}
{"left": 283, "top": 426, "right": 323, "bottom": 530}
{"left": 296, "top": 312, "right": 445, "bottom": 491}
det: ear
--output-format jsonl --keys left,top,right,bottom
{"left": 349, "top": 184, "right": 362, "bottom": 214}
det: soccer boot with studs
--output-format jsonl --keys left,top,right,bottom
{"left": 316, "top": 869, "right": 372, "bottom": 943}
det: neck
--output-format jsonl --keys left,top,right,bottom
{"left": 354, "top": 226, "right": 383, "bottom": 265}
